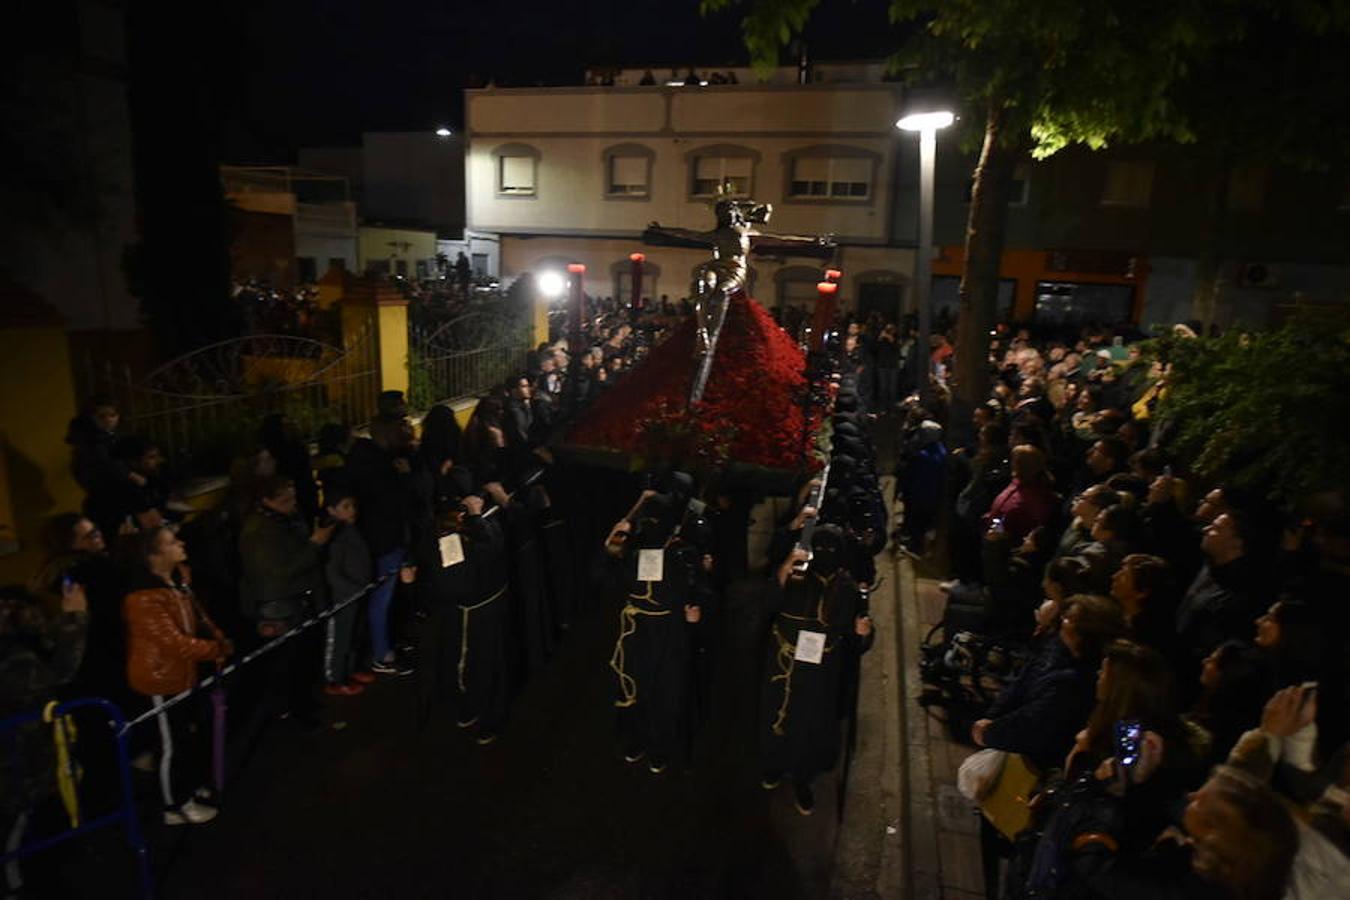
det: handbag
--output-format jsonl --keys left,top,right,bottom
{"left": 978, "top": 752, "right": 1041, "bottom": 840}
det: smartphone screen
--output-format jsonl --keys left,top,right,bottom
{"left": 1115, "top": 719, "right": 1143, "bottom": 774}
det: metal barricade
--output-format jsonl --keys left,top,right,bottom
{"left": 0, "top": 697, "right": 152, "bottom": 899}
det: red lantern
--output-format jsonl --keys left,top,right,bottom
{"left": 811, "top": 282, "right": 839, "bottom": 351}
{"left": 824, "top": 268, "right": 842, "bottom": 282}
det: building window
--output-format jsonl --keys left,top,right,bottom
{"left": 499, "top": 156, "right": 536, "bottom": 194}
{"left": 328, "top": 257, "right": 347, "bottom": 273}
{"left": 1226, "top": 164, "right": 1267, "bottom": 214}
{"left": 1101, "top": 161, "right": 1154, "bottom": 208}
{"left": 789, "top": 157, "right": 872, "bottom": 199}
{"left": 471, "top": 253, "right": 489, "bottom": 276}
{"left": 608, "top": 155, "right": 649, "bottom": 196}
{"left": 692, "top": 156, "right": 752, "bottom": 197}
{"left": 297, "top": 256, "right": 317, "bottom": 284}
{"left": 602, "top": 144, "right": 655, "bottom": 201}
{"left": 491, "top": 143, "right": 541, "bottom": 198}
{"left": 395, "top": 259, "right": 408, "bottom": 277}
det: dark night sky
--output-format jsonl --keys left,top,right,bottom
{"left": 203, "top": 0, "right": 901, "bottom": 159}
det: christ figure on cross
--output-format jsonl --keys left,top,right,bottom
{"left": 644, "top": 198, "right": 832, "bottom": 404}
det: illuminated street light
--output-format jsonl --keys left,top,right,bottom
{"left": 896, "top": 108, "right": 955, "bottom": 385}
{"left": 895, "top": 111, "right": 955, "bottom": 132}
{"left": 538, "top": 270, "right": 566, "bottom": 299}
{"left": 435, "top": 127, "right": 452, "bottom": 137}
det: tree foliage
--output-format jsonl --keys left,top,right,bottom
{"left": 700, "top": 0, "right": 1320, "bottom": 157}
{"left": 1145, "top": 311, "right": 1350, "bottom": 507}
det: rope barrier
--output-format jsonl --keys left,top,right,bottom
{"left": 117, "top": 573, "right": 392, "bottom": 734}
{"left": 116, "top": 468, "right": 548, "bottom": 734}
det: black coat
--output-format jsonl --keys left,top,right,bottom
{"left": 346, "top": 438, "right": 415, "bottom": 557}
{"left": 983, "top": 637, "right": 1097, "bottom": 773}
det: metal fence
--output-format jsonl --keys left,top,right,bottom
{"left": 80, "top": 325, "right": 380, "bottom": 475}
{"left": 408, "top": 318, "right": 530, "bottom": 410}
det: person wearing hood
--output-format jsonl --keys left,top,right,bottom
{"left": 604, "top": 490, "right": 703, "bottom": 775}
{"left": 762, "top": 526, "right": 873, "bottom": 815}
{"left": 405, "top": 471, "right": 514, "bottom": 744}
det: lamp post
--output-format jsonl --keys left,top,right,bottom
{"left": 896, "top": 110, "right": 954, "bottom": 388}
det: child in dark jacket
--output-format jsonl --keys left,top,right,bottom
{"left": 323, "top": 489, "right": 374, "bottom": 695}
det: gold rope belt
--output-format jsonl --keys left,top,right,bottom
{"left": 458, "top": 585, "right": 507, "bottom": 694}
{"left": 610, "top": 585, "right": 671, "bottom": 709}
{"left": 768, "top": 620, "right": 835, "bottom": 736}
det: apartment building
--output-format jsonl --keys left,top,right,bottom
{"left": 465, "top": 65, "right": 917, "bottom": 319}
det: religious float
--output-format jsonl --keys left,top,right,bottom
{"left": 564, "top": 197, "right": 839, "bottom": 490}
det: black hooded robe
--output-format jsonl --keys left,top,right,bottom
{"left": 760, "top": 566, "right": 865, "bottom": 783}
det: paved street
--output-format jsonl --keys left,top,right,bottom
{"left": 147, "top": 575, "right": 845, "bottom": 899}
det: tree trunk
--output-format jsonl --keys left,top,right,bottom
{"left": 953, "top": 99, "right": 1022, "bottom": 413}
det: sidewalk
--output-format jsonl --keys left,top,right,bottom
{"left": 831, "top": 471, "right": 985, "bottom": 899}
{"left": 896, "top": 554, "right": 986, "bottom": 900}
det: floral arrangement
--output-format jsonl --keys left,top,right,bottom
{"left": 569, "top": 293, "right": 819, "bottom": 472}
{"left": 634, "top": 399, "right": 735, "bottom": 474}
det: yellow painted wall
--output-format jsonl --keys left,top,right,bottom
{"left": 377, "top": 302, "right": 410, "bottom": 396}
{"left": 0, "top": 325, "right": 84, "bottom": 584}
{"left": 339, "top": 280, "right": 410, "bottom": 397}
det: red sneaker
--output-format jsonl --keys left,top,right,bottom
{"left": 349, "top": 671, "right": 376, "bottom": 684}
{"left": 324, "top": 682, "right": 365, "bottom": 697}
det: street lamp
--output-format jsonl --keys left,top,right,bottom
{"left": 896, "top": 109, "right": 954, "bottom": 388}
{"left": 434, "top": 127, "right": 453, "bottom": 138}
{"left": 537, "top": 270, "right": 566, "bottom": 300}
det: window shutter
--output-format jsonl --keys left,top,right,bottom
{"left": 722, "top": 156, "right": 752, "bottom": 179}
{"left": 793, "top": 157, "right": 829, "bottom": 183}
{"left": 610, "top": 155, "right": 647, "bottom": 190}
{"left": 831, "top": 157, "right": 870, "bottom": 184}
{"left": 501, "top": 156, "right": 535, "bottom": 191}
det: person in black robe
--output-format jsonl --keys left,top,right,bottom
{"left": 761, "top": 525, "right": 873, "bottom": 815}
{"left": 604, "top": 492, "right": 703, "bottom": 774}
{"left": 502, "top": 482, "right": 555, "bottom": 680}
{"left": 408, "top": 473, "right": 513, "bottom": 744}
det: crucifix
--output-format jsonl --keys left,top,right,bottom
{"left": 644, "top": 197, "right": 834, "bottom": 405}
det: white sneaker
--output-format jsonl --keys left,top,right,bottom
{"left": 164, "top": 800, "right": 218, "bottom": 826}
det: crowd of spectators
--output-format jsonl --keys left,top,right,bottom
{"left": 3, "top": 282, "right": 1345, "bottom": 898}
{"left": 0, "top": 290, "right": 682, "bottom": 892}
{"left": 886, "top": 325, "right": 1349, "bottom": 899}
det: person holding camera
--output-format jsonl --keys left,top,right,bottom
{"left": 238, "top": 476, "right": 331, "bottom": 725}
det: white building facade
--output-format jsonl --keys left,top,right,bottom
{"left": 464, "top": 73, "right": 917, "bottom": 318}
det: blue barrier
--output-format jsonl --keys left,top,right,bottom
{"left": 0, "top": 696, "right": 152, "bottom": 899}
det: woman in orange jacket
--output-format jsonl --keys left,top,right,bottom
{"left": 124, "top": 525, "right": 232, "bottom": 825}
